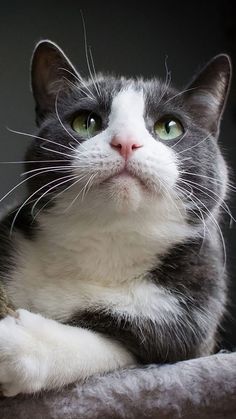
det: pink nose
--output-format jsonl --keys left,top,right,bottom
{"left": 110, "top": 136, "right": 143, "bottom": 160}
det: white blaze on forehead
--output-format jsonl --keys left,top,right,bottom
{"left": 108, "top": 86, "right": 147, "bottom": 139}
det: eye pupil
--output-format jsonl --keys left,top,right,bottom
{"left": 165, "top": 122, "right": 171, "bottom": 134}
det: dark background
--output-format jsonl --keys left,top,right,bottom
{"left": 0, "top": 0, "right": 235, "bottom": 348}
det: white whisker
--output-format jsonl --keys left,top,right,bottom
{"left": 10, "top": 174, "right": 78, "bottom": 234}
{"left": 179, "top": 170, "right": 236, "bottom": 192}
{"left": 7, "top": 128, "right": 75, "bottom": 152}
{"left": 21, "top": 166, "right": 72, "bottom": 176}
{"left": 163, "top": 86, "right": 200, "bottom": 105}
{"left": 175, "top": 184, "right": 209, "bottom": 245}
{"left": 62, "top": 75, "right": 95, "bottom": 101}
{"left": 33, "top": 174, "right": 89, "bottom": 219}
{"left": 82, "top": 172, "right": 97, "bottom": 201}
{"left": 177, "top": 133, "right": 212, "bottom": 155}
{"left": 179, "top": 178, "right": 235, "bottom": 222}
{"left": 64, "top": 172, "right": 97, "bottom": 212}
{"left": 31, "top": 174, "right": 81, "bottom": 217}
{"left": 55, "top": 93, "right": 80, "bottom": 145}
{"left": 0, "top": 160, "right": 66, "bottom": 164}
{"left": 80, "top": 11, "right": 101, "bottom": 99}
{"left": 178, "top": 179, "right": 226, "bottom": 271}
{"left": 171, "top": 130, "right": 189, "bottom": 149}
{"left": 158, "top": 178, "right": 185, "bottom": 220}
{"left": 0, "top": 168, "right": 71, "bottom": 204}
{"left": 21, "top": 163, "right": 92, "bottom": 176}
{"left": 55, "top": 92, "right": 89, "bottom": 153}
{"left": 40, "top": 145, "right": 72, "bottom": 159}
{"left": 89, "top": 46, "right": 102, "bottom": 97}
{"left": 59, "top": 67, "right": 96, "bottom": 99}
{"left": 157, "top": 57, "right": 172, "bottom": 104}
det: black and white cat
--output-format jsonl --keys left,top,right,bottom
{"left": 0, "top": 40, "right": 232, "bottom": 396}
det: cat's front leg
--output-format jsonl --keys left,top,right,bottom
{"left": 0, "top": 309, "right": 135, "bottom": 397}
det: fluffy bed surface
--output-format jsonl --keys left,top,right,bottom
{"left": 1, "top": 352, "right": 236, "bottom": 419}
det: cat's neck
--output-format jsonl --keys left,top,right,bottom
{"left": 29, "top": 204, "right": 197, "bottom": 284}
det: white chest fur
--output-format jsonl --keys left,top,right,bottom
{"left": 6, "top": 202, "right": 194, "bottom": 324}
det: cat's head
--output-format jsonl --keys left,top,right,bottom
{"left": 26, "top": 40, "right": 231, "bottom": 232}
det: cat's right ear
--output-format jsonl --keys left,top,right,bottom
{"left": 184, "top": 54, "right": 232, "bottom": 136}
{"left": 31, "top": 40, "right": 79, "bottom": 125}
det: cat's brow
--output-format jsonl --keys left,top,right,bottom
{"left": 65, "top": 95, "right": 109, "bottom": 116}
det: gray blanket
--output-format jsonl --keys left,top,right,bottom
{"left": 1, "top": 352, "right": 236, "bottom": 419}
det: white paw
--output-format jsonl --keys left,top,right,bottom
{"left": 0, "top": 309, "right": 49, "bottom": 397}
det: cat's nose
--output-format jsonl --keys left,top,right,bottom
{"left": 110, "top": 136, "right": 143, "bottom": 160}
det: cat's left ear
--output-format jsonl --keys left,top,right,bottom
{"left": 185, "top": 54, "right": 232, "bottom": 135}
{"left": 31, "top": 40, "right": 79, "bottom": 124}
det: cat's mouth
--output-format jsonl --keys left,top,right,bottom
{"left": 110, "top": 169, "right": 137, "bottom": 181}
{"left": 101, "top": 168, "right": 151, "bottom": 191}
{"left": 88, "top": 160, "right": 160, "bottom": 195}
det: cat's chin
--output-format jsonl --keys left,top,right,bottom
{"left": 105, "top": 173, "right": 143, "bottom": 213}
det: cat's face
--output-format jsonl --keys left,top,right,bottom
{"left": 26, "top": 41, "right": 231, "bottom": 230}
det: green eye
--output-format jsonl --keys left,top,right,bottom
{"left": 154, "top": 118, "right": 184, "bottom": 140}
{"left": 72, "top": 112, "right": 102, "bottom": 138}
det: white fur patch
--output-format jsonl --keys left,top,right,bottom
{"left": 0, "top": 309, "right": 134, "bottom": 396}
{"left": 108, "top": 86, "right": 147, "bottom": 140}
{"left": 8, "top": 249, "right": 182, "bottom": 324}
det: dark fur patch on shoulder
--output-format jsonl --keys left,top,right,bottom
{"left": 3, "top": 205, "right": 39, "bottom": 240}
{"left": 68, "top": 307, "right": 206, "bottom": 364}
{"left": 0, "top": 222, "right": 15, "bottom": 278}
{"left": 68, "top": 238, "right": 225, "bottom": 364}
{"left": 150, "top": 238, "right": 225, "bottom": 302}
{"left": 0, "top": 206, "right": 39, "bottom": 278}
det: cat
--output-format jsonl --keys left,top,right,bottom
{"left": 0, "top": 40, "right": 232, "bottom": 397}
